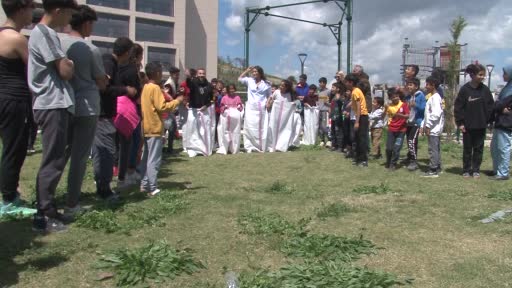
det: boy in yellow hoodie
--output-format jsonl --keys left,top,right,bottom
{"left": 140, "top": 62, "right": 183, "bottom": 196}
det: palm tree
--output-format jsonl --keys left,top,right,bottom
{"left": 445, "top": 16, "right": 467, "bottom": 139}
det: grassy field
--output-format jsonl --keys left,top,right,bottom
{"left": 2, "top": 136, "right": 512, "bottom": 287}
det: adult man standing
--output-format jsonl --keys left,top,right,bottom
{"left": 60, "top": 4, "right": 106, "bottom": 216}
{"left": 29, "top": 0, "right": 77, "bottom": 232}
{"left": 92, "top": 37, "right": 136, "bottom": 201}
{"left": 329, "top": 70, "right": 344, "bottom": 90}
{"left": 185, "top": 68, "right": 214, "bottom": 157}
{"left": 0, "top": 0, "right": 37, "bottom": 217}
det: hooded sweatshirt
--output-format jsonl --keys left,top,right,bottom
{"left": 493, "top": 65, "right": 512, "bottom": 130}
{"left": 454, "top": 81, "right": 494, "bottom": 129}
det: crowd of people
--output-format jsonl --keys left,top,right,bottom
{"left": 1, "top": 0, "right": 512, "bottom": 235}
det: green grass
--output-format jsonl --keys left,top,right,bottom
{"left": 2, "top": 137, "right": 512, "bottom": 287}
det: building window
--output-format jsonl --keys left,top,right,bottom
{"left": 147, "top": 47, "right": 176, "bottom": 72}
{"left": 136, "top": 19, "right": 174, "bottom": 44}
{"left": 86, "top": 0, "right": 129, "bottom": 10}
{"left": 92, "top": 41, "right": 114, "bottom": 55}
{"left": 94, "top": 13, "right": 129, "bottom": 38}
{"left": 136, "top": 0, "right": 174, "bottom": 16}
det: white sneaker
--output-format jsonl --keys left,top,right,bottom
{"left": 319, "top": 142, "right": 325, "bottom": 147}
{"left": 149, "top": 189, "right": 161, "bottom": 196}
{"left": 325, "top": 141, "right": 332, "bottom": 148}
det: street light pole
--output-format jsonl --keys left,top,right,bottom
{"left": 486, "top": 64, "right": 495, "bottom": 88}
{"left": 298, "top": 53, "right": 308, "bottom": 75}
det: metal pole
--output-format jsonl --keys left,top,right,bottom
{"left": 346, "top": 0, "right": 352, "bottom": 72}
{"left": 402, "top": 45, "right": 406, "bottom": 86}
{"left": 337, "top": 24, "right": 341, "bottom": 71}
{"left": 244, "top": 10, "right": 250, "bottom": 68}
{"left": 298, "top": 53, "right": 308, "bottom": 75}
{"left": 488, "top": 71, "right": 492, "bottom": 88}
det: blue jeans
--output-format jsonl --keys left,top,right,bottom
{"left": 491, "top": 128, "right": 512, "bottom": 177}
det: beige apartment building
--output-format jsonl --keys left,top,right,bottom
{"left": 0, "top": 0, "right": 218, "bottom": 79}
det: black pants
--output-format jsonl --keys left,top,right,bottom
{"left": 34, "top": 109, "right": 71, "bottom": 217}
{"left": 117, "top": 132, "right": 132, "bottom": 181}
{"left": 406, "top": 125, "right": 420, "bottom": 162}
{"left": 462, "top": 128, "right": 486, "bottom": 173}
{"left": 27, "top": 117, "right": 38, "bottom": 150}
{"left": 0, "top": 98, "right": 29, "bottom": 202}
{"left": 331, "top": 122, "right": 343, "bottom": 149}
{"left": 341, "top": 118, "right": 351, "bottom": 149}
{"left": 355, "top": 115, "right": 369, "bottom": 163}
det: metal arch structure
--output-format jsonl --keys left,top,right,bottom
{"left": 244, "top": 0, "right": 353, "bottom": 72}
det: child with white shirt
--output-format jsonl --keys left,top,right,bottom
{"left": 421, "top": 76, "right": 445, "bottom": 178}
{"left": 369, "top": 97, "right": 385, "bottom": 159}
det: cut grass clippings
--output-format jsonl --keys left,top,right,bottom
{"left": 76, "top": 191, "right": 189, "bottom": 234}
{"left": 316, "top": 202, "right": 355, "bottom": 220}
{"left": 487, "top": 190, "right": 512, "bottom": 201}
{"left": 236, "top": 210, "right": 403, "bottom": 286}
{"left": 281, "top": 234, "right": 376, "bottom": 262}
{"left": 352, "top": 183, "right": 391, "bottom": 195}
{"left": 95, "top": 241, "right": 205, "bottom": 287}
{"left": 237, "top": 211, "right": 300, "bottom": 236}
{"left": 266, "top": 181, "right": 295, "bottom": 195}
{"left": 239, "top": 260, "right": 408, "bottom": 288}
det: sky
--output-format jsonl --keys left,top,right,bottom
{"left": 218, "top": 0, "right": 512, "bottom": 90}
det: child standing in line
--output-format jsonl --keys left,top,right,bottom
{"left": 405, "top": 77, "right": 426, "bottom": 171}
{"left": 421, "top": 76, "right": 445, "bottom": 178}
{"left": 329, "top": 83, "right": 344, "bottom": 152}
{"left": 318, "top": 77, "right": 331, "bottom": 146}
{"left": 369, "top": 97, "right": 385, "bottom": 159}
{"left": 140, "top": 62, "right": 183, "bottom": 196}
{"left": 384, "top": 88, "right": 409, "bottom": 170}
{"left": 344, "top": 74, "right": 369, "bottom": 166}
{"left": 342, "top": 90, "right": 353, "bottom": 155}
{"left": 454, "top": 64, "right": 495, "bottom": 178}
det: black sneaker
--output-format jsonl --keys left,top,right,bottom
{"left": 32, "top": 213, "right": 67, "bottom": 233}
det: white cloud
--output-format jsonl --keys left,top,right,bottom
{"left": 221, "top": 0, "right": 512, "bottom": 89}
{"left": 226, "top": 39, "right": 241, "bottom": 46}
{"left": 225, "top": 14, "right": 243, "bottom": 32}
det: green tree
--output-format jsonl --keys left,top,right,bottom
{"left": 445, "top": 16, "right": 467, "bottom": 139}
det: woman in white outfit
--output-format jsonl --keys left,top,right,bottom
{"left": 238, "top": 66, "right": 272, "bottom": 153}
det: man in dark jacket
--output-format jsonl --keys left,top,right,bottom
{"left": 187, "top": 68, "right": 214, "bottom": 110}
{"left": 92, "top": 37, "right": 136, "bottom": 200}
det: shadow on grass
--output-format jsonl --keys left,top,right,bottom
{"left": 159, "top": 181, "right": 204, "bottom": 192}
{"left": 53, "top": 188, "right": 150, "bottom": 213}
{"left": 0, "top": 220, "right": 69, "bottom": 287}
{"left": 445, "top": 166, "right": 464, "bottom": 176}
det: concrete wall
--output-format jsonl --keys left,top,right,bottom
{"left": 184, "top": 0, "right": 218, "bottom": 80}
{"left": 0, "top": 0, "right": 218, "bottom": 79}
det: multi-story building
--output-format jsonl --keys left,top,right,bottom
{"left": 0, "top": 0, "right": 218, "bottom": 79}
